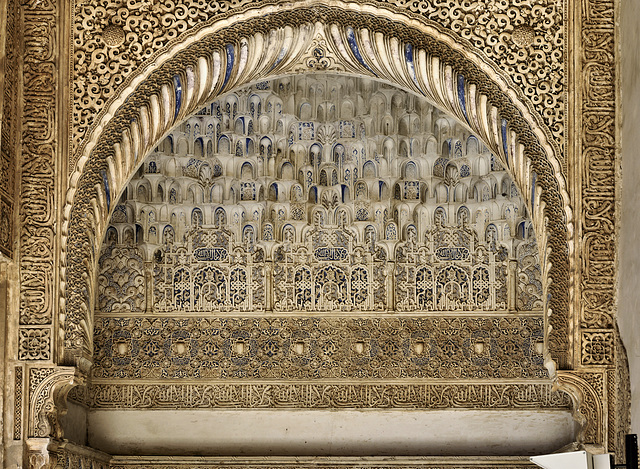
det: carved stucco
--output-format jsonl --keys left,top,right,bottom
{"left": 71, "top": 0, "right": 564, "bottom": 158}
{"left": 27, "top": 366, "right": 83, "bottom": 439}
{"left": 16, "top": 0, "right": 60, "bottom": 363}
{"left": 90, "top": 77, "right": 552, "bottom": 392}
{"left": 0, "top": 0, "right": 17, "bottom": 258}
{"left": 61, "top": 11, "right": 572, "bottom": 370}
{"left": 1, "top": 0, "right": 625, "bottom": 465}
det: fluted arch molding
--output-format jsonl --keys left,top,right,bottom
{"left": 60, "top": 3, "right": 572, "bottom": 368}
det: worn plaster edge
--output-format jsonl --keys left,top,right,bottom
{"left": 109, "top": 455, "right": 536, "bottom": 466}
{"left": 49, "top": 440, "right": 112, "bottom": 463}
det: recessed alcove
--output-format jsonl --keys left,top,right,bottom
{"left": 73, "top": 74, "right": 574, "bottom": 458}
{"left": 87, "top": 409, "right": 575, "bottom": 456}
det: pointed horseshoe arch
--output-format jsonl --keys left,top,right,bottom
{"left": 60, "top": 4, "right": 572, "bottom": 367}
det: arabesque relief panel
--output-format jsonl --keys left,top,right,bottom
{"left": 16, "top": 0, "right": 59, "bottom": 362}
{"left": 63, "top": 16, "right": 572, "bottom": 370}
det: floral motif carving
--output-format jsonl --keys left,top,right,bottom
{"left": 71, "top": 0, "right": 564, "bottom": 163}
{"left": 98, "top": 244, "right": 146, "bottom": 312}
{"left": 516, "top": 237, "right": 543, "bottom": 310}
{"left": 92, "top": 316, "right": 547, "bottom": 380}
{"left": 18, "top": 328, "right": 51, "bottom": 360}
{"left": 581, "top": 330, "right": 614, "bottom": 366}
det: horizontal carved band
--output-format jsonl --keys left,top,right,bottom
{"left": 79, "top": 382, "right": 570, "bottom": 410}
{"left": 92, "top": 316, "right": 547, "bottom": 380}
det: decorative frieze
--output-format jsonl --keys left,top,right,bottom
{"left": 579, "top": 0, "right": 616, "bottom": 331}
{"left": 14, "top": 365, "right": 23, "bottom": 439}
{"left": 92, "top": 316, "right": 546, "bottom": 380}
{"left": 0, "top": 0, "right": 18, "bottom": 257}
{"left": 86, "top": 382, "right": 570, "bottom": 410}
{"left": 17, "top": 0, "right": 59, "bottom": 361}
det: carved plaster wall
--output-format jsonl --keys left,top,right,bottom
{"left": 61, "top": 11, "right": 572, "bottom": 377}
{"left": 0, "top": 0, "right": 627, "bottom": 466}
{"left": 0, "top": 0, "right": 17, "bottom": 258}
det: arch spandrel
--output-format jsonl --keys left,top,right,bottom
{"left": 61, "top": 9, "right": 571, "bottom": 374}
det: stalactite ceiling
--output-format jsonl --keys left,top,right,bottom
{"left": 92, "top": 75, "right": 545, "bottom": 382}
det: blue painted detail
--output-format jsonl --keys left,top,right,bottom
{"left": 314, "top": 247, "right": 348, "bottom": 261}
{"left": 101, "top": 170, "right": 111, "bottom": 211}
{"left": 405, "top": 44, "right": 424, "bottom": 95}
{"left": 346, "top": 27, "right": 377, "bottom": 76}
{"left": 194, "top": 247, "right": 228, "bottom": 262}
{"left": 457, "top": 75, "right": 468, "bottom": 122}
{"left": 173, "top": 75, "right": 182, "bottom": 120}
{"left": 222, "top": 44, "right": 234, "bottom": 91}
{"left": 435, "top": 246, "right": 470, "bottom": 261}
{"left": 270, "top": 42, "right": 288, "bottom": 72}
{"left": 501, "top": 119, "right": 509, "bottom": 168}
